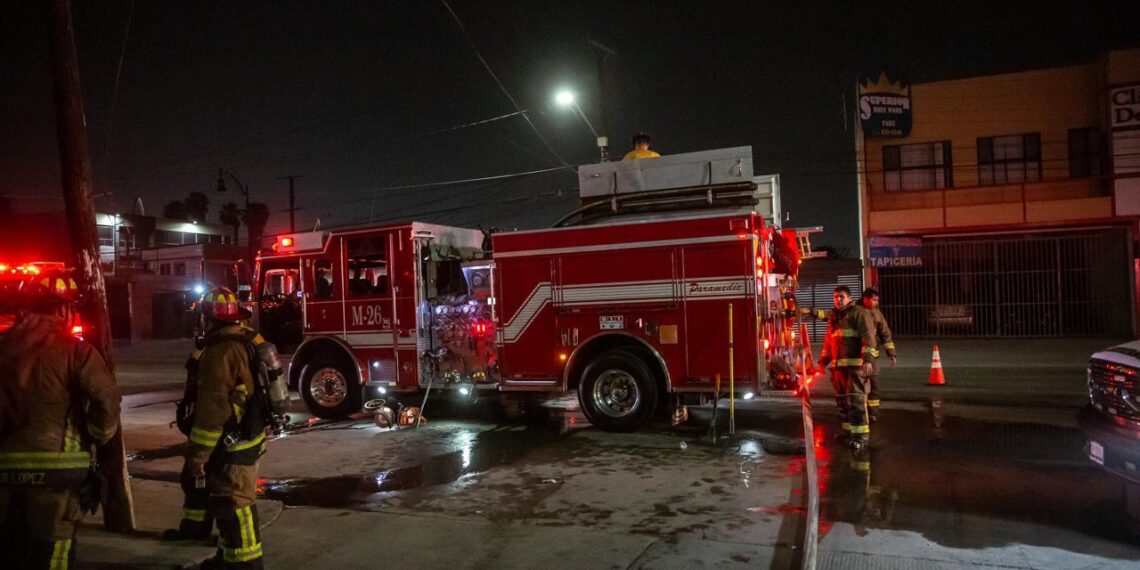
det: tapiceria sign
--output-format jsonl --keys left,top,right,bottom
{"left": 869, "top": 236, "right": 923, "bottom": 268}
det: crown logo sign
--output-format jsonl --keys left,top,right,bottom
{"left": 860, "top": 71, "right": 910, "bottom": 96}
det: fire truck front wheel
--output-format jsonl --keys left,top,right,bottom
{"left": 579, "top": 350, "right": 658, "bottom": 432}
{"left": 300, "top": 353, "right": 362, "bottom": 420}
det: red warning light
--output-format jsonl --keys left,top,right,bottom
{"left": 280, "top": 237, "right": 294, "bottom": 247}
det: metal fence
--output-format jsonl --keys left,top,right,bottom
{"left": 878, "top": 229, "right": 1132, "bottom": 337}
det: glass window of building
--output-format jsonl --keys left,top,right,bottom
{"left": 883, "top": 141, "right": 952, "bottom": 192}
{"left": 174, "top": 262, "right": 186, "bottom": 276}
{"left": 159, "top": 263, "right": 171, "bottom": 275}
{"left": 97, "top": 225, "right": 114, "bottom": 247}
{"left": 1068, "top": 128, "right": 1103, "bottom": 178}
{"left": 977, "top": 133, "right": 1041, "bottom": 185}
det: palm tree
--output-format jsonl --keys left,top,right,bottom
{"left": 184, "top": 192, "right": 210, "bottom": 223}
{"left": 218, "top": 202, "right": 242, "bottom": 243}
{"left": 162, "top": 200, "right": 188, "bottom": 220}
{"left": 243, "top": 203, "right": 271, "bottom": 250}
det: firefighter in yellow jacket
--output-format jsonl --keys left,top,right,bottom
{"left": 0, "top": 274, "right": 120, "bottom": 569}
{"left": 802, "top": 285, "right": 877, "bottom": 450}
{"left": 859, "top": 288, "right": 896, "bottom": 423}
{"left": 622, "top": 132, "right": 662, "bottom": 160}
{"left": 189, "top": 287, "right": 272, "bottom": 569}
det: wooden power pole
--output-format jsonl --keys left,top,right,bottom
{"left": 46, "top": 0, "right": 135, "bottom": 532}
{"left": 278, "top": 174, "right": 303, "bottom": 233}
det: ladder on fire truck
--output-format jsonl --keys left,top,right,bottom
{"left": 796, "top": 226, "right": 826, "bottom": 259}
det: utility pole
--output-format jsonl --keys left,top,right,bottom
{"left": 46, "top": 0, "right": 135, "bottom": 532}
{"left": 278, "top": 174, "right": 303, "bottom": 233}
{"left": 588, "top": 38, "right": 617, "bottom": 162}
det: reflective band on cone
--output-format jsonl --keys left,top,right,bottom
{"left": 928, "top": 344, "right": 946, "bottom": 386}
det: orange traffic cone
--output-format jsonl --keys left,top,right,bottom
{"left": 928, "top": 344, "right": 946, "bottom": 386}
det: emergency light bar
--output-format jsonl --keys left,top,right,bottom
{"left": 271, "top": 231, "right": 325, "bottom": 253}
{"left": 0, "top": 261, "right": 66, "bottom": 275}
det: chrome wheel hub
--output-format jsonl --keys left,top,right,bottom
{"left": 592, "top": 369, "right": 641, "bottom": 418}
{"left": 311, "top": 367, "right": 348, "bottom": 408}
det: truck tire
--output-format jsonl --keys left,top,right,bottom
{"left": 299, "top": 353, "right": 361, "bottom": 420}
{"left": 578, "top": 349, "right": 658, "bottom": 432}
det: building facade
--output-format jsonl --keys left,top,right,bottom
{"left": 95, "top": 213, "right": 247, "bottom": 340}
{"left": 856, "top": 48, "right": 1140, "bottom": 337}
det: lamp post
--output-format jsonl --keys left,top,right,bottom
{"left": 216, "top": 168, "right": 253, "bottom": 283}
{"left": 554, "top": 89, "right": 607, "bottom": 162}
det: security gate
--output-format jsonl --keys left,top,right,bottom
{"left": 795, "top": 273, "right": 864, "bottom": 343}
{"left": 877, "top": 228, "right": 1133, "bottom": 337}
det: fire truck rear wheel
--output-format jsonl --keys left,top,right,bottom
{"left": 300, "top": 353, "right": 362, "bottom": 420}
{"left": 579, "top": 349, "right": 658, "bottom": 432}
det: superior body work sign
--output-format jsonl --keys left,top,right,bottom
{"left": 859, "top": 72, "right": 912, "bottom": 138}
{"left": 869, "top": 237, "right": 923, "bottom": 268}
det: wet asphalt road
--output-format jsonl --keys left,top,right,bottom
{"left": 119, "top": 384, "right": 1140, "bottom": 568}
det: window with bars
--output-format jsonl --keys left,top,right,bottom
{"left": 1068, "top": 128, "right": 1103, "bottom": 178}
{"left": 883, "top": 141, "right": 952, "bottom": 192}
{"left": 977, "top": 133, "right": 1041, "bottom": 185}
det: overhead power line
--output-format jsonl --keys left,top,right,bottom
{"left": 438, "top": 0, "right": 573, "bottom": 171}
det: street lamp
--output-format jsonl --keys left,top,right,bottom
{"left": 554, "top": 89, "right": 608, "bottom": 162}
{"left": 216, "top": 168, "right": 250, "bottom": 212}
{"left": 216, "top": 168, "right": 254, "bottom": 282}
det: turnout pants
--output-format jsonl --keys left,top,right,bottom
{"left": 0, "top": 487, "right": 82, "bottom": 570}
{"left": 204, "top": 461, "right": 264, "bottom": 569}
{"left": 831, "top": 366, "right": 872, "bottom": 440}
{"left": 867, "top": 358, "right": 882, "bottom": 421}
{"left": 174, "top": 451, "right": 223, "bottom": 538}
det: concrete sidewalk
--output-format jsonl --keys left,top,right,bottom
{"left": 78, "top": 477, "right": 1138, "bottom": 570}
{"left": 812, "top": 337, "right": 1128, "bottom": 407}
{"left": 77, "top": 479, "right": 282, "bottom": 570}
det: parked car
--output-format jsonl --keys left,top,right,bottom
{"left": 1079, "top": 339, "right": 1140, "bottom": 524}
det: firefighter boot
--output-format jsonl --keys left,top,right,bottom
{"left": 162, "top": 515, "right": 214, "bottom": 542}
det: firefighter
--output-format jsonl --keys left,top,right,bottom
{"left": 802, "top": 285, "right": 877, "bottom": 450}
{"left": 162, "top": 332, "right": 213, "bottom": 542}
{"left": 859, "top": 287, "right": 896, "bottom": 423}
{"left": 188, "top": 287, "right": 277, "bottom": 569}
{"left": 0, "top": 274, "right": 120, "bottom": 569}
{"left": 622, "top": 132, "right": 662, "bottom": 160}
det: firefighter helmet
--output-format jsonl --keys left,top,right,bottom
{"left": 17, "top": 273, "right": 79, "bottom": 310}
{"left": 201, "top": 286, "right": 252, "bottom": 322}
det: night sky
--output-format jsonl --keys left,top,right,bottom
{"left": 3, "top": 1, "right": 1138, "bottom": 252}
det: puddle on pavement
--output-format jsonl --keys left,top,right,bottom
{"left": 257, "top": 426, "right": 573, "bottom": 508}
{"left": 126, "top": 443, "right": 185, "bottom": 463}
{"left": 816, "top": 405, "right": 1140, "bottom": 556}
{"left": 255, "top": 416, "right": 775, "bottom": 510}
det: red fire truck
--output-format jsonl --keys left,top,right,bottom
{"left": 257, "top": 147, "right": 818, "bottom": 431}
{"left": 0, "top": 262, "right": 85, "bottom": 337}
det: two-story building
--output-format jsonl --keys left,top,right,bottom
{"left": 95, "top": 212, "right": 248, "bottom": 340}
{"left": 857, "top": 48, "right": 1140, "bottom": 338}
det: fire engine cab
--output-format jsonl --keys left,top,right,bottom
{"left": 258, "top": 147, "right": 819, "bottom": 431}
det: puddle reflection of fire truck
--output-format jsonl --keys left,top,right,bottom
{"left": 256, "top": 147, "right": 821, "bottom": 431}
